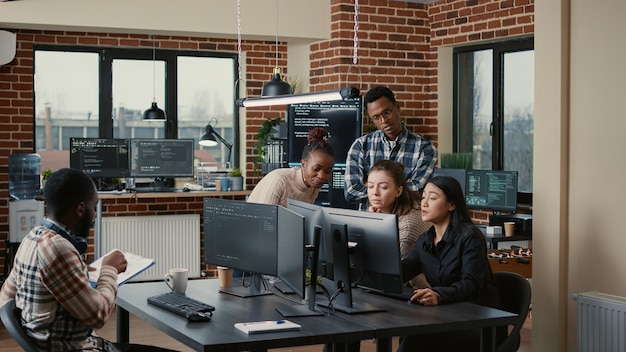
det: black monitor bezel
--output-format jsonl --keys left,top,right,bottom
{"left": 465, "top": 169, "right": 519, "bottom": 213}
{"left": 129, "top": 138, "right": 195, "bottom": 178}
{"left": 69, "top": 137, "right": 130, "bottom": 178}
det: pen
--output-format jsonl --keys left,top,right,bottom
{"left": 242, "top": 320, "right": 286, "bottom": 326}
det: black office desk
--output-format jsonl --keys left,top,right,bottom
{"left": 116, "top": 279, "right": 517, "bottom": 352}
{"left": 346, "top": 289, "right": 517, "bottom": 352}
{"left": 116, "top": 279, "right": 374, "bottom": 352}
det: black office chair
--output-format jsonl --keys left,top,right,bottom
{"left": 494, "top": 271, "right": 532, "bottom": 352}
{"left": 0, "top": 300, "right": 39, "bottom": 352}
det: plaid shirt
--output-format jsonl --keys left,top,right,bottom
{"left": 344, "top": 125, "right": 437, "bottom": 204}
{"left": 0, "top": 223, "right": 119, "bottom": 351}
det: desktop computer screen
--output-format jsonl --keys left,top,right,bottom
{"left": 287, "top": 97, "right": 362, "bottom": 169}
{"left": 321, "top": 207, "right": 403, "bottom": 295}
{"left": 129, "top": 138, "right": 194, "bottom": 178}
{"left": 465, "top": 169, "right": 518, "bottom": 213}
{"left": 69, "top": 137, "right": 130, "bottom": 178}
{"left": 203, "top": 198, "right": 306, "bottom": 299}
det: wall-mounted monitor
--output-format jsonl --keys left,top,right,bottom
{"left": 69, "top": 137, "right": 130, "bottom": 178}
{"left": 287, "top": 97, "right": 362, "bottom": 168}
{"left": 465, "top": 169, "right": 518, "bottom": 213}
{"left": 129, "top": 139, "right": 194, "bottom": 178}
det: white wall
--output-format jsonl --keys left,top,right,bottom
{"left": 0, "top": 0, "right": 330, "bottom": 41}
{"left": 535, "top": 0, "right": 626, "bottom": 350}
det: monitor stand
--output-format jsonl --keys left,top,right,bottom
{"left": 276, "top": 225, "right": 324, "bottom": 317}
{"left": 316, "top": 224, "right": 385, "bottom": 314}
{"left": 219, "top": 274, "right": 273, "bottom": 298}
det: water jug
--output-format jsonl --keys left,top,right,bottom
{"left": 8, "top": 153, "right": 41, "bottom": 200}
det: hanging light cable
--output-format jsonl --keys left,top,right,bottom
{"left": 143, "top": 35, "right": 166, "bottom": 120}
{"left": 261, "top": 0, "right": 292, "bottom": 97}
{"left": 235, "top": 0, "right": 360, "bottom": 108}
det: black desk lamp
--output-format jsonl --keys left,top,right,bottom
{"left": 199, "top": 123, "right": 233, "bottom": 165}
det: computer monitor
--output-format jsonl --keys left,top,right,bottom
{"left": 286, "top": 199, "right": 334, "bottom": 279}
{"left": 275, "top": 220, "right": 324, "bottom": 317}
{"left": 318, "top": 207, "right": 402, "bottom": 314}
{"left": 203, "top": 198, "right": 278, "bottom": 297}
{"left": 129, "top": 138, "right": 194, "bottom": 178}
{"left": 287, "top": 97, "right": 362, "bottom": 169}
{"left": 465, "top": 169, "right": 518, "bottom": 213}
{"left": 433, "top": 168, "right": 467, "bottom": 195}
{"left": 69, "top": 137, "right": 130, "bottom": 178}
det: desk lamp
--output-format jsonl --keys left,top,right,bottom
{"left": 200, "top": 123, "right": 233, "bottom": 165}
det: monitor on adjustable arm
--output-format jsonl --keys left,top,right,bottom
{"left": 203, "top": 198, "right": 278, "bottom": 297}
{"left": 275, "top": 222, "right": 324, "bottom": 317}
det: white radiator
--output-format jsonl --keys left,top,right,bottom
{"left": 100, "top": 214, "right": 201, "bottom": 282}
{"left": 577, "top": 291, "right": 626, "bottom": 352}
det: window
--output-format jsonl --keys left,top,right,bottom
{"left": 34, "top": 45, "right": 238, "bottom": 176}
{"left": 453, "top": 38, "right": 534, "bottom": 200}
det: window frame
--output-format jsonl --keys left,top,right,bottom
{"left": 33, "top": 44, "right": 240, "bottom": 168}
{"left": 452, "top": 37, "right": 534, "bottom": 206}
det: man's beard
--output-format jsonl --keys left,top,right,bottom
{"left": 76, "top": 213, "right": 95, "bottom": 239}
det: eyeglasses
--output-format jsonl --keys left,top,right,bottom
{"left": 369, "top": 107, "right": 394, "bottom": 121}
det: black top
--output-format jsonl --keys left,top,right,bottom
{"left": 402, "top": 223, "right": 502, "bottom": 309}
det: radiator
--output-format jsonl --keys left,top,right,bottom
{"left": 578, "top": 291, "right": 626, "bottom": 352}
{"left": 100, "top": 214, "right": 201, "bottom": 282}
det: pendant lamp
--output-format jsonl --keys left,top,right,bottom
{"left": 143, "top": 35, "right": 166, "bottom": 120}
{"left": 261, "top": 0, "right": 291, "bottom": 97}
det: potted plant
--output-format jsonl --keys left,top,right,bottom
{"left": 41, "top": 168, "right": 53, "bottom": 190}
{"left": 440, "top": 152, "right": 473, "bottom": 169}
{"left": 228, "top": 167, "right": 244, "bottom": 191}
{"left": 253, "top": 117, "right": 282, "bottom": 175}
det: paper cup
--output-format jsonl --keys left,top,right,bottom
{"left": 503, "top": 222, "right": 515, "bottom": 237}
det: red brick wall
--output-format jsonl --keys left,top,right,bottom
{"left": 0, "top": 0, "right": 535, "bottom": 274}
{"left": 0, "top": 30, "right": 281, "bottom": 274}
{"left": 311, "top": 0, "right": 437, "bottom": 143}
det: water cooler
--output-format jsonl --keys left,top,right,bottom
{"left": 5, "top": 153, "right": 45, "bottom": 277}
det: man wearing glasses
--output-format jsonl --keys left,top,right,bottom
{"left": 344, "top": 85, "right": 437, "bottom": 208}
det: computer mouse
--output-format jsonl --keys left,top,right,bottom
{"left": 187, "top": 312, "right": 211, "bottom": 322}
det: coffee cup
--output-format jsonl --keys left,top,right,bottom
{"left": 220, "top": 178, "right": 230, "bottom": 192}
{"left": 164, "top": 268, "right": 188, "bottom": 294}
{"left": 217, "top": 266, "right": 233, "bottom": 288}
{"left": 503, "top": 222, "right": 515, "bottom": 237}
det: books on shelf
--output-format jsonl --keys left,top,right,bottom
{"left": 89, "top": 250, "right": 155, "bottom": 287}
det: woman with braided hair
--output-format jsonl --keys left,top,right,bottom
{"left": 248, "top": 127, "right": 335, "bottom": 207}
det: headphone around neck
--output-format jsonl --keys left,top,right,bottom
{"left": 40, "top": 218, "right": 88, "bottom": 255}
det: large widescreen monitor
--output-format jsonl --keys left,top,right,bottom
{"left": 129, "top": 138, "right": 194, "bottom": 178}
{"left": 69, "top": 137, "right": 130, "bottom": 178}
{"left": 465, "top": 169, "right": 518, "bottom": 213}
{"left": 287, "top": 97, "right": 362, "bottom": 168}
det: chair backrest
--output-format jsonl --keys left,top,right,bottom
{"left": 494, "top": 271, "right": 532, "bottom": 352}
{"left": 0, "top": 300, "right": 39, "bottom": 352}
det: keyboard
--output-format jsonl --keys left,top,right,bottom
{"left": 133, "top": 186, "right": 177, "bottom": 193}
{"left": 147, "top": 292, "right": 215, "bottom": 322}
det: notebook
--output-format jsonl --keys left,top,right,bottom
{"left": 89, "top": 250, "right": 155, "bottom": 287}
{"left": 234, "top": 320, "right": 301, "bottom": 334}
